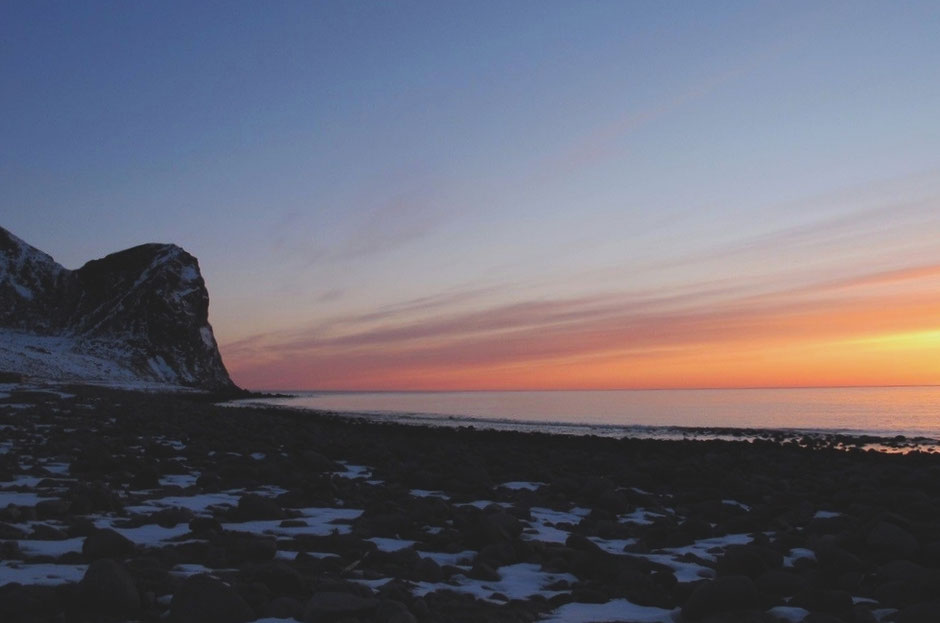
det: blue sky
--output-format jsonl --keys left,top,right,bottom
{"left": 4, "top": 1, "right": 940, "bottom": 389}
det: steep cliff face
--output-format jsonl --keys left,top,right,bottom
{"left": 0, "top": 226, "right": 237, "bottom": 391}
{"left": 0, "top": 227, "right": 69, "bottom": 332}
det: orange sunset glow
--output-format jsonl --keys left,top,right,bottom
{"left": 223, "top": 257, "right": 940, "bottom": 390}
{"left": 9, "top": 2, "right": 940, "bottom": 394}
{"left": 12, "top": 5, "right": 940, "bottom": 620}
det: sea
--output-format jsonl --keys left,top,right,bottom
{"left": 237, "top": 386, "right": 940, "bottom": 450}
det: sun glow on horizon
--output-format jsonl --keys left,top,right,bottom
{"left": 223, "top": 260, "right": 940, "bottom": 391}
{"left": 7, "top": 2, "right": 940, "bottom": 393}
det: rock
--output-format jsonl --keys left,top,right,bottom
{"left": 234, "top": 581, "right": 271, "bottom": 614}
{"left": 416, "top": 556, "right": 443, "bottom": 582}
{"left": 463, "top": 510, "right": 522, "bottom": 547}
{"left": 376, "top": 599, "right": 418, "bottom": 623}
{"left": 129, "top": 464, "right": 161, "bottom": 489}
{"left": 29, "top": 523, "right": 68, "bottom": 540}
{"left": 571, "top": 587, "right": 608, "bottom": 603}
{"left": 467, "top": 561, "right": 501, "bottom": 581}
{"left": 236, "top": 493, "right": 284, "bottom": 520}
{"left": 896, "top": 602, "right": 940, "bottom": 623}
{"left": 243, "top": 561, "right": 306, "bottom": 596}
{"left": 265, "top": 596, "right": 304, "bottom": 619}
{"left": 151, "top": 506, "right": 195, "bottom": 527}
{"left": 169, "top": 574, "right": 253, "bottom": 623}
{"left": 875, "top": 559, "right": 925, "bottom": 582}
{"left": 303, "top": 591, "right": 379, "bottom": 622}
{"left": 849, "top": 604, "right": 879, "bottom": 623}
{"left": 0, "top": 521, "right": 27, "bottom": 539}
{"left": 77, "top": 558, "right": 140, "bottom": 617}
{"left": 682, "top": 575, "right": 760, "bottom": 620}
{"left": 815, "top": 541, "right": 863, "bottom": 572}
{"left": 866, "top": 522, "right": 918, "bottom": 561}
{"left": 66, "top": 481, "right": 124, "bottom": 513}
{"left": 189, "top": 516, "right": 222, "bottom": 535}
{"left": 196, "top": 472, "right": 223, "bottom": 491}
{"left": 66, "top": 517, "right": 98, "bottom": 537}
{"left": 126, "top": 556, "right": 173, "bottom": 597}
{"left": 359, "top": 510, "right": 410, "bottom": 536}
{"left": 789, "top": 587, "right": 853, "bottom": 615}
{"left": 923, "top": 541, "right": 940, "bottom": 565}
{"left": 565, "top": 534, "right": 609, "bottom": 556}
{"left": 0, "top": 584, "right": 63, "bottom": 623}
{"left": 803, "top": 614, "right": 845, "bottom": 623}
{"left": 716, "top": 544, "right": 781, "bottom": 578}
{"left": 302, "top": 450, "right": 339, "bottom": 472}
{"left": 756, "top": 569, "right": 807, "bottom": 597}
{"left": 83, "top": 528, "right": 135, "bottom": 560}
{"left": 0, "top": 541, "right": 20, "bottom": 558}
{"left": 35, "top": 498, "right": 70, "bottom": 518}
{"left": 225, "top": 535, "right": 278, "bottom": 563}
{"left": 872, "top": 577, "right": 937, "bottom": 609}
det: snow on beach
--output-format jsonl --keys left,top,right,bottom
{"left": 0, "top": 383, "right": 925, "bottom": 621}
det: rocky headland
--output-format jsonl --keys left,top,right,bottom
{"left": 0, "top": 227, "right": 237, "bottom": 392}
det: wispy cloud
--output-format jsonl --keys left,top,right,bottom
{"left": 331, "top": 197, "right": 441, "bottom": 261}
{"left": 648, "top": 194, "right": 940, "bottom": 277}
{"left": 226, "top": 170, "right": 940, "bottom": 391}
{"left": 223, "top": 256, "right": 940, "bottom": 390}
{"left": 268, "top": 194, "right": 446, "bottom": 272}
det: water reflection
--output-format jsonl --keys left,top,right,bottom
{"left": 239, "top": 386, "right": 940, "bottom": 452}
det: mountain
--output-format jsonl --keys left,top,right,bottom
{"left": 0, "top": 226, "right": 238, "bottom": 392}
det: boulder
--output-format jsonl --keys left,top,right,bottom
{"left": 225, "top": 535, "right": 278, "bottom": 563}
{"left": 150, "top": 506, "right": 195, "bottom": 527}
{"left": 236, "top": 493, "right": 284, "bottom": 520}
{"left": 790, "top": 587, "right": 853, "bottom": 615}
{"left": 377, "top": 600, "right": 418, "bottom": 623}
{"left": 896, "top": 602, "right": 940, "bottom": 623}
{"left": 77, "top": 558, "right": 140, "bottom": 617}
{"left": 82, "top": 528, "right": 135, "bottom": 560}
{"left": 29, "top": 523, "right": 68, "bottom": 540}
{"left": 0, "top": 584, "right": 63, "bottom": 623}
{"left": 682, "top": 575, "right": 760, "bottom": 620}
{"left": 303, "top": 591, "right": 379, "bottom": 622}
{"left": 169, "top": 574, "right": 253, "bottom": 623}
{"left": 755, "top": 569, "right": 806, "bottom": 597}
{"left": 243, "top": 561, "right": 306, "bottom": 596}
{"left": 467, "top": 561, "right": 501, "bottom": 581}
{"left": 462, "top": 511, "right": 522, "bottom": 547}
{"left": 866, "top": 522, "right": 918, "bottom": 561}
{"left": 265, "top": 596, "right": 304, "bottom": 619}
{"left": 716, "top": 544, "right": 779, "bottom": 578}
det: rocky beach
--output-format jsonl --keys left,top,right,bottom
{"left": 7, "top": 3, "right": 940, "bottom": 621}
{"left": 2, "top": 382, "right": 940, "bottom": 623}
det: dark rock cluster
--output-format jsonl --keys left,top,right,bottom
{"left": 2, "top": 386, "right": 940, "bottom": 622}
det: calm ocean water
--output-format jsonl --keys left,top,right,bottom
{"left": 241, "top": 386, "right": 940, "bottom": 444}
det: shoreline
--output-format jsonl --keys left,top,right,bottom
{"left": 228, "top": 397, "right": 940, "bottom": 454}
{"left": 2, "top": 384, "right": 940, "bottom": 621}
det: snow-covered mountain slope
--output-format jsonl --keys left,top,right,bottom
{"left": 0, "top": 227, "right": 68, "bottom": 333}
{"left": 0, "top": 226, "right": 237, "bottom": 391}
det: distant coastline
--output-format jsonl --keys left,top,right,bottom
{"left": 232, "top": 386, "right": 940, "bottom": 452}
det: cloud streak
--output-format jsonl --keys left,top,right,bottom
{"left": 223, "top": 258, "right": 940, "bottom": 390}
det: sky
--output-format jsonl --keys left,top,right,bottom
{"left": 3, "top": 1, "right": 940, "bottom": 390}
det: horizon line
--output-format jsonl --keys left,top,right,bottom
{"left": 249, "top": 383, "right": 940, "bottom": 394}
